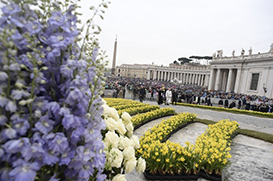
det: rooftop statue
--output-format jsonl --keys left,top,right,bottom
{"left": 249, "top": 47, "right": 252, "bottom": 56}
{"left": 241, "top": 48, "right": 245, "bottom": 57}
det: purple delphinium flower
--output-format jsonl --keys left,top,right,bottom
{"left": 0, "top": 115, "right": 7, "bottom": 125}
{"left": 5, "top": 100, "right": 17, "bottom": 112}
{"left": 2, "top": 128, "right": 17, "bottom": 140}
{"left": 75, "top": 145, "right": 95, "bottom": 163}
{"left": 3, "top": 138, "right": 30, "bottom": 154}
{"left": 21, "top": 142, "right": 44, "bottom": 161}
{"left": 12, "top": 118, "right": 30, "bottom": 135}
{"left": 59, "top": 149, "right": 75, "bottom": 165}
{"left": 35, "top": 115, "right": 54, "bottom": 134}
{"left": 0, "top": 167, "right": 12, "bottom": 181}
{"left": 62, "top": 114, "right": 81, "bottom": 130}
{"left": 11, "top": 90, "right": 30, "bottom": 100}
{"left": 78, "top": 162, "right": 94, "bottom": 180}
{"left": 96, "top": 174, "right": 107, "bottom": 181}
{"left": 9, "top": 159, "right": 40, "bottom": 181}
{"left": 1, "top": 3, "right": 21, "bottom": 16}
{"left": 46, "top": 132, "right": 69, "bottom": 153}
{"left": 0, "top": 71, "right": 8, "bottom": 81}
{"left": 42, "top": 149, "right": 59, "bottom": 166}
{"left": 0, "top": 96, "right": 8, "bottom": 107}
{"left": 25, "top": 20, "right": 42, "bottom": 35}
{"left": 46, "top": 102, "right": 60, "bottom": 118}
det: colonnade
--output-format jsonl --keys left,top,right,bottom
{"left": 147, "top": 70, "right": 208, "bottom": 86}
{"left": 208, "top": 68, "right": 241, "bottom": 92}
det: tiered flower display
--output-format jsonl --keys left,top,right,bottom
{"left": 0, "top": 0, "right": 109, "bottom": 180}
{"left": 101, "top": 101, "right": 146, "bottom": 180}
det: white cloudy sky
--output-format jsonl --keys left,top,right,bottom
{"left": 81, "top": 0, "right": 273, "bottom": 67}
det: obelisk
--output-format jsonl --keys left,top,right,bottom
{"left": 111, "top": 36, "right": 117, "bottom": 77}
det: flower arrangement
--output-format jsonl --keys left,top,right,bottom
{"left": 138, "top": 114, "right": 239, "bottom": 177}
{"left": 101, "top": 101, "right": 146, "bottom": 180}
{"left": 0, "top": 0, "right": 110, "bottom": 180}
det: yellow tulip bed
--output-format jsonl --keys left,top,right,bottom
{"left": 137, "top": 114, "right": 239, "bottom": 178}
{"left": 132, "top": 108, "right": 176, "bottom": 128}
{"left": 117, "top": 105, "right": 160, "bottom": 116}
{"left": 176, "top": 102, "right": 273, "bottom": 118}
{"left": 103, "top": 98, "right": 138, "bottom": 107}
{"left": 111, "top": 103, "right": 147, "bottom": 111}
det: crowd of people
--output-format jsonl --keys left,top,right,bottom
{"left": 104, "top": 77, "right": 273, "bottom": 113}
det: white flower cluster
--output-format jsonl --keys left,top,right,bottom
{"left": 102, "top": 101, "right": 146, "bottom": 180}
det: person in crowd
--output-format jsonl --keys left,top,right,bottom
{"left": 229, "top": 101, "right": 236, "bottom": 108}
{"left": 218, "top": 98, "right": 224, "bottom": 107}
{"left": 245, "top": 99, "right": 251, "bottom": 110}
{"left": 165, "top": 88, "right": 172, "bottom": 105}
{"left": 172, "top": 89, "right": 178, "bottom": 105}
{"left": 139, "top": 85, "right": 146, "bottom": 102}
{"left": 238, "top": 98, "right": 242, "bottom": 109}
{"left": 242, "top": 97, "right": 247, "bottom": 109}
{"left": 224, "top": 98, "right": 229, "bottom": 108}
{"left": 197, "top": 95, "right": 201, "bottom": 105}
{"left": 133, "top": 87, "right": 138, "bottom": 100}
{"left": 122, "top": 87, "right": 126, "bottom": 98}
{"left": 157, "top": 87, "right": 164, "bottom": 105}
{"left": 207, "top": 96, "right": 212, "bottom": 106}
{"left": 150, "top": 89, "right": 154, "bottom": 100}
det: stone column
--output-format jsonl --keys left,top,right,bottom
{"left": 234, "top": 69, "right": 241, "bottom": 93}
{"left": 226, "top": 69, "right": 233, "bottom": 92}
{"left": 179, "top": 73, "right": 181, "bottom": 81}
{"left": 222, "top": 70, "right": 228, "bottom": 91}
{"left": 208, "top": 69, "right": 215, "bottom": 90}
{"left": 215, "top": 69, "right": 222, "bottom": 90}
{"left": 147, "top": 70, "right": 150, "bottom": 80}
{"left": 198, "top": 74, "right": 201, "bottom": 85}
{"left": 164, "top": 71, "right": 167, "bottom": 81}
{"left": 205, "top": 75, "right": 209, "bottom": 87}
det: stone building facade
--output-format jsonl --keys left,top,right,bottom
{"left": 209, "top": 47, "right": 273, "bottom": 98}
{"left": 114, "top": 44, "right": 273, "bottom": 98}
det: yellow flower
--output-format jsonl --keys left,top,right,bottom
{"left": 166, "top": 159, "right": 170, "bottom": 162}
{"left": 156, "top": 159, "right": 161, "bottom": 162}
{"left": 195, "top": 163, "right": 198, "bottom": 168}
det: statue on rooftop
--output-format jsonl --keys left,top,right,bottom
{"left": 241, "top": 48, "right": 245, "bottom": 57}
{"left": 270, "top": 43, "right": 273, "bottom": 53}
{"left": 249, "top": 47, "right": 252, "bottom": 56}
